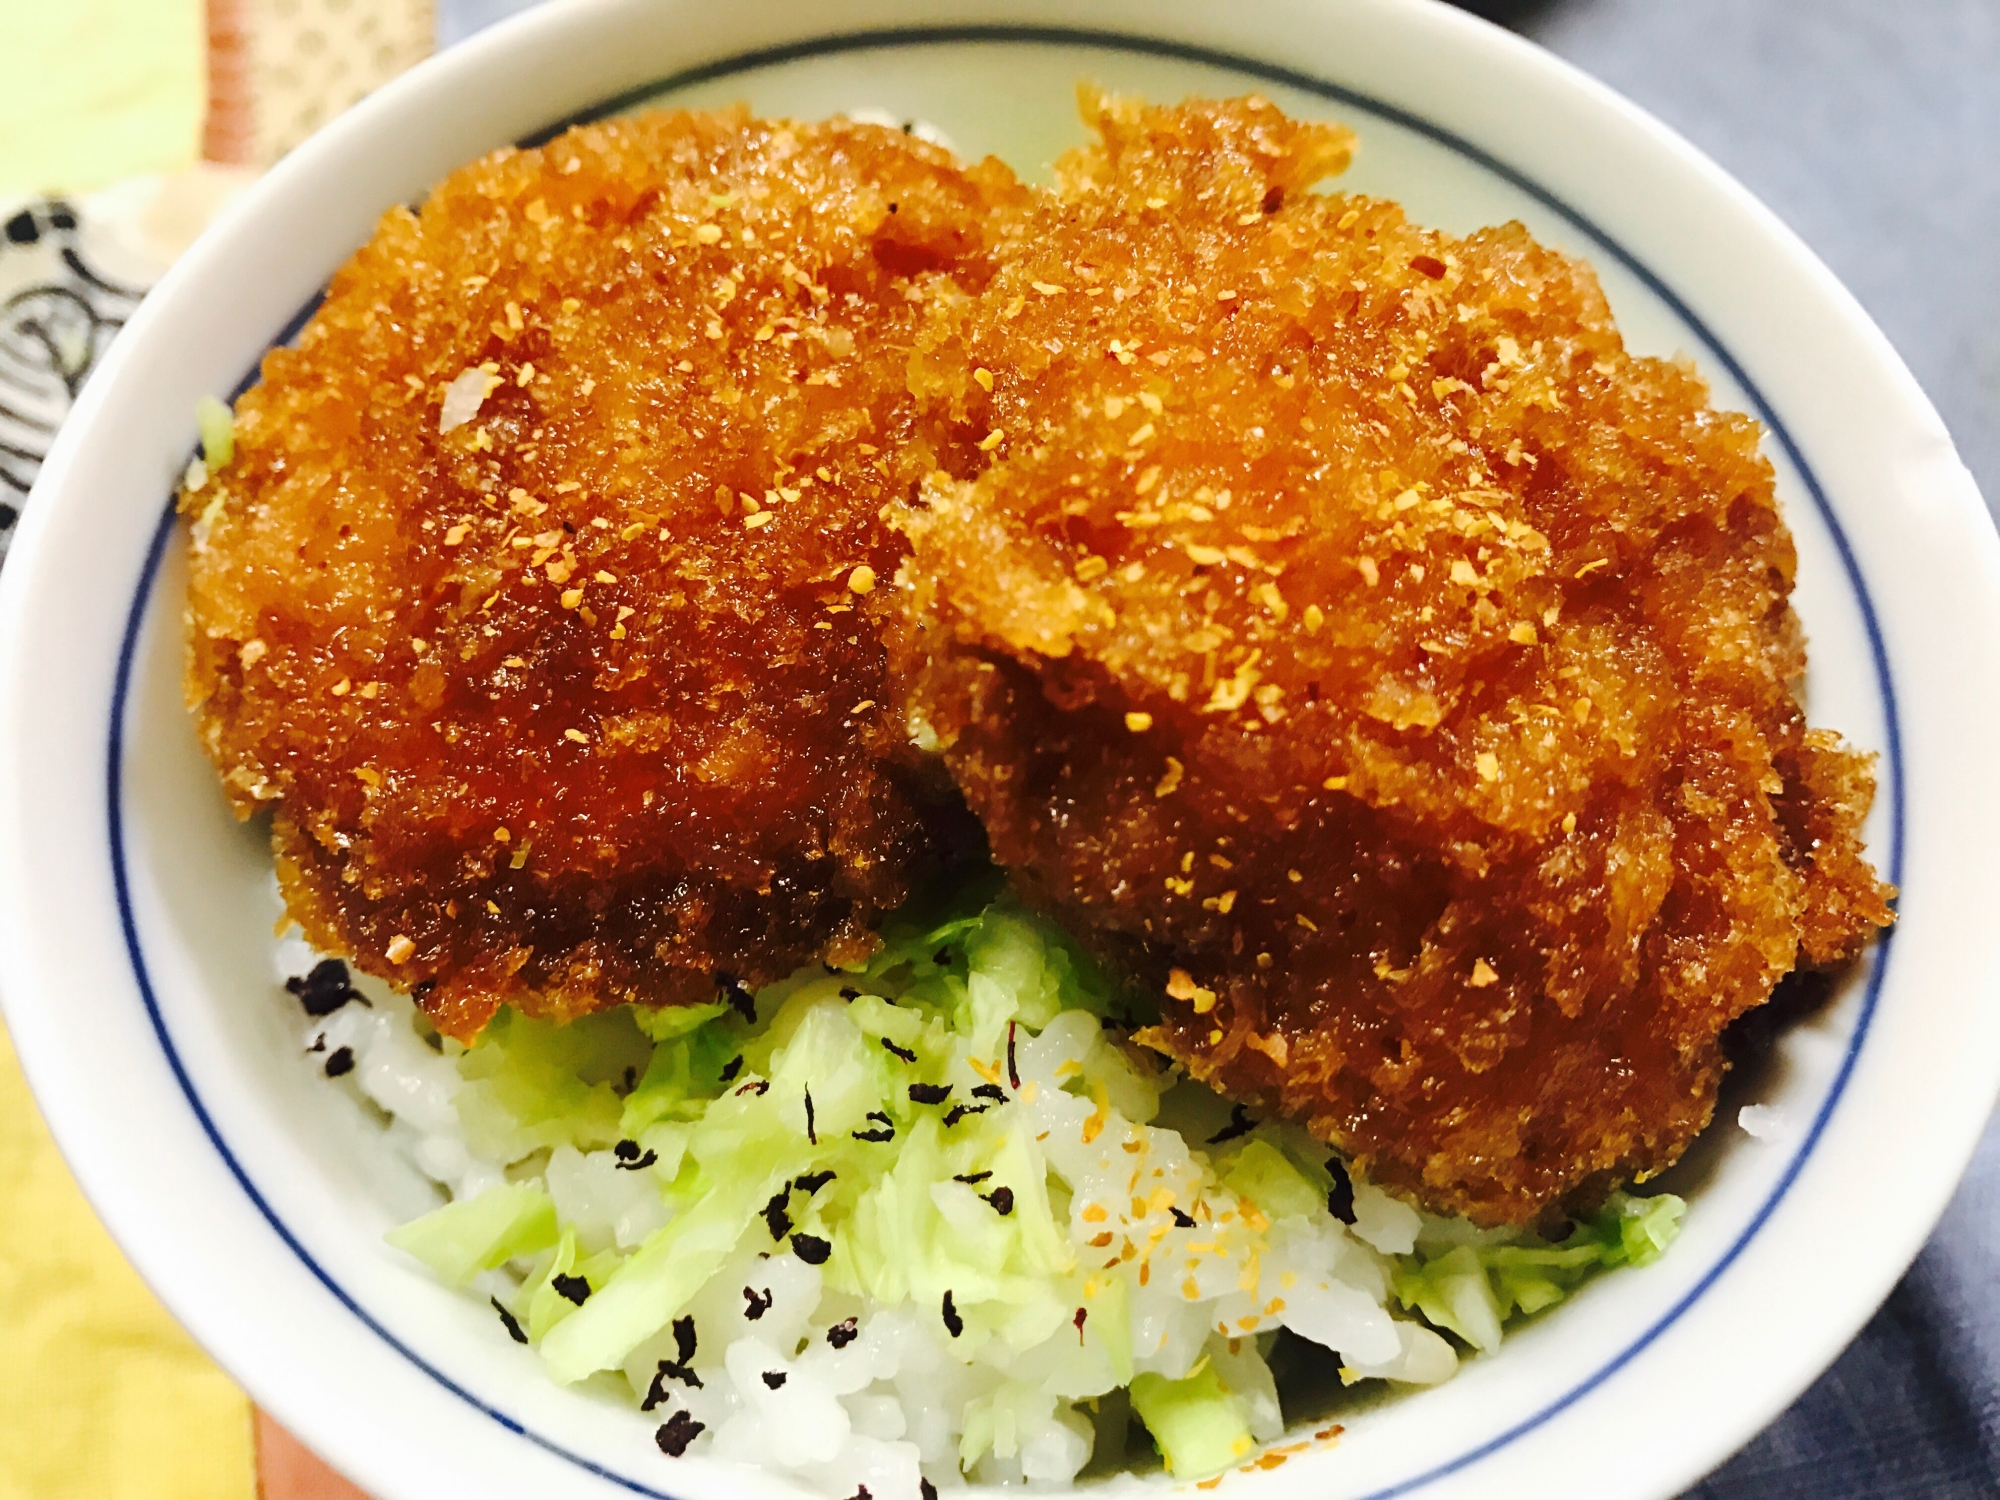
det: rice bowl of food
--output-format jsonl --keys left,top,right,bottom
{"left": 2, "top": 3, "right": 1996, "bottom": 1500}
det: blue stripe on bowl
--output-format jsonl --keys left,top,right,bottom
{"left": 108, "top": 25, "right": 1905, "bottom": 1500}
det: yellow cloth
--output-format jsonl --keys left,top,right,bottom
{"left": 0, "top": 1022, "right": 255, "bottom": 1500}
{"left": 0, "top": 0, "right": 206, "bottom": 195}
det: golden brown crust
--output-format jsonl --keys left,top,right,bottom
{"left": 892, "top": 91, "right": 1895, "bottom": 1223}
{"left": 182, "top": 109, "right": 1017, "bottom": 1039}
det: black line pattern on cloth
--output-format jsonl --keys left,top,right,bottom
{"left": 0, "top": 200, "right": 151, "bottom": 562}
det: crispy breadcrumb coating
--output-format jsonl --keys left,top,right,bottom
{"left": 182, "top": 110, "right": 1016, "bottom": 1039}
{"left": 894, "top": 91, "right": 1895, "bottom": 1223}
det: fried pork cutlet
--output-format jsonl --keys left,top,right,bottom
{"left": 894, "top": 91, "right": 1896, "bottom": 1224}
{"left": 182, "top": 109, "right": 1017, "bottom": 1040}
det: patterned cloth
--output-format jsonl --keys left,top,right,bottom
{"left": 0, "top": 199, "right": 148, "bottom": 562}
{"left": 0, "top": 1022, "right": 256, "bottom": 1500}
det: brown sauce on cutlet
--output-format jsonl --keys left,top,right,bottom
{"left": 184, "top": 90, "right": 1892, "bottom": 1226}
{"left": 892, "top": 90, "right": 1894, "bottom": 1223}
{"left": 182, "top": 109, "right": 1018, "bottom": 1039}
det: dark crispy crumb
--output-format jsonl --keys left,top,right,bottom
{"left": 1007, "top": 1021, "right": 1020, "bottom": 1089}
{"left": 794, "top": 1170, "right": 836, "bottom": 1195}
{"left": 827, "top": 1317, "right": 860, "bottom": 1349}
{"left": 952, "top": 1171, "right": 992, "bottom": 1185}
{"left": 971, "top": 1083, "right": 1006, "bottom": 1102}
{"left": 790, "top": 1233, "right": 832, "bottom": 1265}
{"left": 942, "top": 1103, "right": 988, "bottom": 1127}
{"left": 1208, "top": 1104, "right": 1254, "bottom": 1145}
{"left": 985, "top": 1186, "right": 1015, "bottom": 1216}
{"left": 763, "top": 1189, "right": 793, "bottom": 1242}
{"left": 323, "top": 1046, "right": 355, "bottom": 1079}
{"left": 852, "top": 1112, "right": 896, "bottom": 1144}
{"left": 719, "top": 1055, "right": 744, "bottom": 1084}
{"left": 743, "top": 1286, "right": 774, "bottom": 1321}
{"left": 645, "top": 1316, "right": 704, "bottom": 1404}
{"left": 490, "top": 1298, "right": 528, "bottom": 1344}
{"left": 717, "top": 974, "right": 757, "bottom": 1024}
{"left": 1325, "top": 1156, "right": 1357, "bottom": 1226}
{"left": 881, "top": 1036, "right": 918, "bottom": 1063}
{"left": 941, "top": 1289, "right": 963, "bottom": 1338}
{"left": 286, "top": 957, "right": 361, "bottom": 1016}
{"left": 1170, "top": 1207, "right": 1196, "bottom": 1229}
{"left": 922, "top": 1481, "right": 938, "bottom": 1500}
{"left": 804, "top": 1085, "right": 818, "bottom": 1145}
{"left": 908, "top": 1082, "right": 952, "bottom": 1106}
{"left": 762, "top": 1370, "right": 788, "bottom": 1390}
{"left": 551, "top": 1273, "right": 590, "bottom": 1306}
{"left": 655, "top": 1411, "right": 704, "bottom": 1458}
{"left": 645, "top": 1354, "right": 702, "bottom": 1408}
{"left": 1073, "top": 1306, "right": 1088, "bottom": 1344}
{"left": 673, "top": 1315, "right": 697, "bottom": 1368}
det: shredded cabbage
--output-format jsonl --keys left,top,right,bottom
{"left": 384, "top": 1181, "right": 557, "bottom": 1286}
{"left": 1130, "top": 1361, "right": 1254, "bottom": 1478}
{"left": 377, "top": 877, "right": 1685, "bottom": 1483}
{"left": 195, "top": 395, "right": 234, "bottom": 469}
{"left": 1392, "top": 1192, "right": 1685, "bottom": 1352}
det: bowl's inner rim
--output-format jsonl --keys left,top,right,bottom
{"left": 106, "top": 23, "right": 1906, "bottom": 1500}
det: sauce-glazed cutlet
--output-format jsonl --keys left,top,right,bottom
{"left": 182, "top": 109, "right": 1017, "bottom": 1040}
{"left": 893, "top": 91, "right": 1895, "bottom": 1224}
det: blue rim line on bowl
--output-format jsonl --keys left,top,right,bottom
{"left": 105, "top": 25, "right": 1907, "bottom": 1499}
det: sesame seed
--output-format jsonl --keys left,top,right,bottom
{"left": 847, "top": 565, "right": 876, "bottom": 594}
{"left": 385, "top": 935, "right": 415, "bottom": 964}
{"left": 1125, "top": 711, "right": 1154, "bottom": 733}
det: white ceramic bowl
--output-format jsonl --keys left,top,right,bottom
{"left": 3, "top": 2, "right": 1996, "bottom": 1497}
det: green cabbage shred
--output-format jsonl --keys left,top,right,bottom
{"left": 1391, "top": 1191, "right": 1685, "bottom": 1352}
{"left": 380, "top": 871, "right": 1688, "bottom": 1476}
{"left": 195, "top": 395, "right": 234, "bottom": 469}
